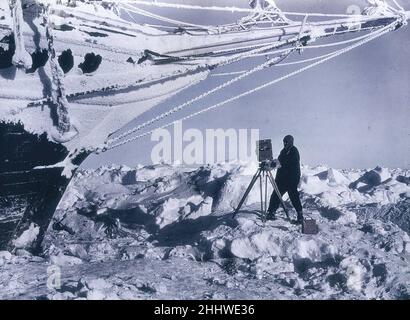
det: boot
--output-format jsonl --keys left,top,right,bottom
{"left": 296, "top": 210, "right": 304, "bottom": 224}
{"left": 265, "top": 210, "right": 276, "bottom": 221}
{"left": 291, "top": 211, "right": 303, "bottom": 225}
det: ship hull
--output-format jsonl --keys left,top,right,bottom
{"left": 0, "top": 121, "right": 85, "bottom": 254}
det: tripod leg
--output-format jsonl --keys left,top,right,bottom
{"left": 267, "top": 171, "right": 289, "bottom": 219}
{"left": 264, "top": 172, "right": 268, "bottom": 213}
{"left": 259, "top": 172, "right": 264, "bottom": 214}
{"left": 233, "top": 169, "right": 261, "bottom": 218}
{"left": 261, "top": 171, "right": 269, "bottom": 222}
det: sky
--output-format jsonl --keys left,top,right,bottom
{"left": 83, "top": 0, "right": 410, "bottom": 169}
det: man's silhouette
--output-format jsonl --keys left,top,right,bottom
{"left": 267, "top": 135, "right": 303, "bottom": 223}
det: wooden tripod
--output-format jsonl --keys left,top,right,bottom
{"left": 232, "top": 163, "right": 289, "bottom": 221}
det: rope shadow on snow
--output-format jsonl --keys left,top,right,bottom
{"left": 76, "top": 206, "right": 159, "bottom": 238}
{"left": 149, "top": 214, "right": 238, "bottom": 248}
{"left": 319, "top": 207, "right": 342, "bottom": 221}
{"left": 233, "top": 209, "right": 265, "bottom": 220}
{"left": 293, "top": 255, "right": 346, "bottom": 292}
{"left": 188, "top": 168, "right": 231, "bottom": 211}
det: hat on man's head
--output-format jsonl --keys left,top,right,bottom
{"left": 283, "top": 135, "right": 294, "bottom": 144}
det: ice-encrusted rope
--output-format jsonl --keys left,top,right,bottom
{"left": 212, "top": 29, "right": 385, "bottom": 77}
{"left": 103, "top": 20, "right": 399, "bottom": 152}
{"left": 104, "top": 36, "right": 301, "bottom": 146}
{"left": 120, "top": 3, "right": 212, "bottom": 30}
{"left": 105, "top": 13, "right": 402, "bottom": 147}
{"left": 23, "top": 25, "right": 382, "bottom": 110}
{"left": 196, "top": 27, "right": 394, "bottom": 77}
{"left": 44, "top": 5, "right": 72, "bottom": 133}
{"left": 97, "top": 0, "right": 365, "bottom": 18}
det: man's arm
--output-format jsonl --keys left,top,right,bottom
{"left": 287, "top": 147, "right": 300, "bottom": 167}
{"left": 274, "top": 149, "right": 285, "bottom": 168}
{"left": 272, "top": 158, "right": 281, "bottom": 169}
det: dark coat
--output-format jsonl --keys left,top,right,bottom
{"left": 276, "top": 145, "right": 301, "bottom": 186}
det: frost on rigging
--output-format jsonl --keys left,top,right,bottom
{"left": 239, "top": 0, "right": 292, "bottom": 27}
{"left": 44, "top": 5, "right": 77, "bottom": 141}
{"left": 363, "top": 0, "right": 399, "bottom": 16}
{"left": 9, "top": 0, "right": 32, "bottom": 70}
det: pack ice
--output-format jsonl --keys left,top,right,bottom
{"left": 1, "top": 162, "right": 409, "bottom": 300}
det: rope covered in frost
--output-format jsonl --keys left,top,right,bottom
{"left": 103, "top": 21, "right": 398, "bottom": 152}
{"left": 99, "top": 0, "right": 365, "bottom": 18}
{"left": 105, "top": 36, "right": 301, "bottom": 146}
{"left": 120, "top": 3, "right": 212, "bottom": 30}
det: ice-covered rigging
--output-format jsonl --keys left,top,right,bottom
{"left": 103, "top": 20, "right": 401, "bottom": 152}
{"left": 101, "top": 0, "right": 408, "bottom": 152}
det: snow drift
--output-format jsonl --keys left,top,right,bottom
{"left": 1, "top": 162, "right": 409, "bottom": 300}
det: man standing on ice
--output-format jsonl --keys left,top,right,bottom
{"left": 267, "top": 135, "right": 303, "bottom": 224}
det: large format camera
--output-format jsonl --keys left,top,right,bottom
{"left": 233, "top": 138, "right": 286, "bottom": 219}
{"left": 256, "top": 139, "right": 273, "bottom": 162}
{"left": 256, "top": 139, "right": 277, "bottom": 169}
